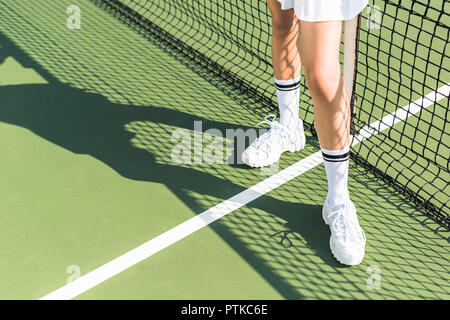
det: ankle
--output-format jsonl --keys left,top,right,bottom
{"left": 325, "top": 194, "right": 350, "bottom": 212}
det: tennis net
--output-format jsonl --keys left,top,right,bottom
{"left": 96, "top": 0, "right": 449, "bottom": 230}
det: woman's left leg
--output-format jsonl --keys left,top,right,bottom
{"left": 300, "top": 21, "right": 349, "bottom": 151}
{"left": 299, "top": 20, "right": 365, "bottom": 265}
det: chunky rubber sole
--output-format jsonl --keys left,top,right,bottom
{"left": 329, "top": 238, "right": 364, "bottom": 266}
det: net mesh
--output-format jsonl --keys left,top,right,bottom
{"left": 96, "top": 0, "right": 449, "bottom": 229}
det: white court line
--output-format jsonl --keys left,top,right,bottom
{"left": 354, "top": 84, "right": 450, "bottom": 144}
{"left": 40, "top": 84, "right": 449, "bottom": 300}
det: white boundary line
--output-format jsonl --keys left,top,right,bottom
{"left": 354, "top": 84, "right": 450, "bottom": 144}
{"left": 40, "top": 84, "right": 449, "bottom": 300}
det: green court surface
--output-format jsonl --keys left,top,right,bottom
{"left": 0, "top": 0, "right": 448, "bottom": 300}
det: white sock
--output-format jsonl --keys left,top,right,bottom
{"left": 275, "top": 76, "right": 301, "bottom": 130}
{"left": 321, "top": 145, "right": 351, "bottom": 211}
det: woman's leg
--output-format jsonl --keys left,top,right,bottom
{"left": 300, "top": 20, "right": 351, "bottom": 210}
{"left": 242, "top": 1, "right": 306, "bottom": 168}
{"left": 267, "top": 0, "right": 301, "bottom": 80}
{"left": 267, "top": 0, "right": 302, "bottom": 130}
{"left": 299, "top": 21, "right": 350, "bottom": 150}
{"left": 299, "top": 20, "right": 365, "bottom": 265}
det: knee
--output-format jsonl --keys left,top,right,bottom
{"left": 304, "top": 66, "right": 341, "bottom": 102}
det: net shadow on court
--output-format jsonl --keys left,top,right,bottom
{"left": 0, "top": 0, "right": 448, "bottom": 299}
{"left": 93, "top": 0, "right": 449, "bottom": 229}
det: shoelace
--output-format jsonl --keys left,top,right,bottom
{"left": 327, "top": 210, "right": 366, "bottom": 244}
{"left": 253, "top": 114, "right": 290, "bottom": 150}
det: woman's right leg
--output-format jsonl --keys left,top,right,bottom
{"left": 241, "top": 1, "right": 305, "bottom": 168}
{"left": 267, "top": 0, "right": 302, "bottom": 129}
{"left": 267, "top": 0, "right": 301, "bottom": 81}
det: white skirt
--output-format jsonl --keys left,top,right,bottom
{"left": 277, "top": 0, "right": 368, "bottom": 21}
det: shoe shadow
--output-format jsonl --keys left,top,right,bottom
{"left": 266, "top": 199, "right": 349, "bottom": 268}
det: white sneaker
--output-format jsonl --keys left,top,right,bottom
{"left": 322, "top": 200, "right": 366, "bottom": 265}
{"left": 241, "top": 114, "right": 306, "bottom": 168}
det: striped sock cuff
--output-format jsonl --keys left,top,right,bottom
{"left": 274, "top": 77, "right": 301, "bottom": 92}
{"left": 321, "top": 146, "right": 350, "bottom": 163}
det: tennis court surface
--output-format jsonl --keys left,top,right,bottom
{"left": 0, "top": 0, "right": 448, "bottom": 300}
